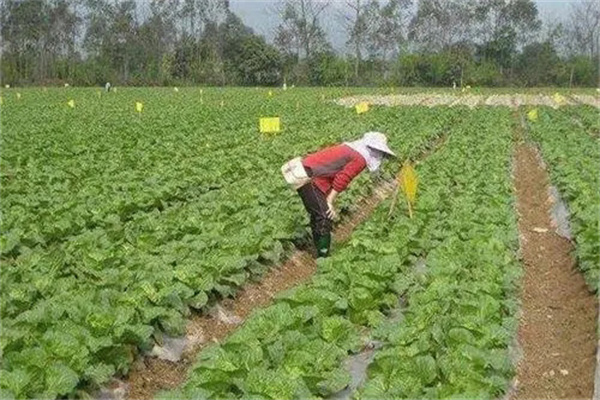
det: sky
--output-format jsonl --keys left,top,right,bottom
{"left": 229, "top": 0, "right": 584, "bottom": 52}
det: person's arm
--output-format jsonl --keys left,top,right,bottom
{"left": 327, "top": 155, "right": 366, "bottom": 218}
{"left": 326, "top": 189, "right": 339, "bottom": 219}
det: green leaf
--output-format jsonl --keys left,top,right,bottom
{"left": 84, "top": 363, "right": 115, "bottom": 386}
{"left": 189, "top": 291, "right": 209, "bottom": 309}
{"left": 44, "top": 363, "right": 79, "bottom": 397}
{"left": 414, "top": 355, "right": 438, "bottom": 385}
{"left": 0, "top": 368, "right": 31, "bottom": 398}
{"left": 316, "top": 368, "right": 350, "bottom": 395}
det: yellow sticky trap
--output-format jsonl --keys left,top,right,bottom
{"left": 16, "top": 92, "right": 21, "bottom": 100}
{"left": 67, "top": 99, "right": 75, "bottom": 108}
{"left": 355, "top": 102, "right": 369, "bottom": 114}
{"left": 398, "top": 162, "right": 418, "bottom": 218}
{"left": 527, "top": 109, "right": 538, "bottom": 121}
{"left": 135, "top": 101, "right": 143, "bottom": 113}
{"left": 553, "top": 92, "right": 566, "bottom": 106}
{"left": 259, "top": 117, "right": 281, "bottom": 134}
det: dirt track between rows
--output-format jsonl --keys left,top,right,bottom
{"left": 511, "top": 113, "right": 597, "bottom": 399}
{"left": 334, "top": 93, "right": 600, "bottom": 109}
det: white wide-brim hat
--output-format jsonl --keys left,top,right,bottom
{"left": 363, "top": 131, "right": 396, "bottom": 157}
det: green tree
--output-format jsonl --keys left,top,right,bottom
{"left": 308, "top": 51, "right": 347, "bottom": 86}
{"left": 235, "top": 36, "right": 282, "bottom": 85}
{"left": 516, "top": 41, "right": 560, "bottom": 85}
{"left": 1, "top": 0, "right": 81, "bottom": 83}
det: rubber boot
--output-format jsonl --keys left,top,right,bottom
{"left": 314, "top": 233, "right": 331, "bottom": 258}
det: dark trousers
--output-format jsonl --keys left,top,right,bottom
{"left": 297, "top": 183, "right": 332, "bottom": 256}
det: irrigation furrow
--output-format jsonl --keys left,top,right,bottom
{"left": 510, "top": 110, "right": 597, "bottom": 399}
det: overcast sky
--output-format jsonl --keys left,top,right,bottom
{"left": 229, "top": 0, "right": 583, "bottom": 52}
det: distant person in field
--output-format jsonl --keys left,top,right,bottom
{"left": 105, "top": 82, "right": 111, "bottom": 92}
{"left": 282, "top": 132, "right": 396, "bottom": 258}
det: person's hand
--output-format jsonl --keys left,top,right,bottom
{"left": 326, "top": 201, "right": 337, "bottom": 220}
{"left": 326, "top": 190, "right": 339, "bottom": 220}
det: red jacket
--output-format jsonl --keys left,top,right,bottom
{"left": 302, "top": 144, "right": 367, "bottom": 194}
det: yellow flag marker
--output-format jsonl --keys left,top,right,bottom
{"left": 389, "top": 161, "right": 418, "bottom": 218}
{"left": 527, "top": 108, "right": 538, "bottom": 121}
{"left": 174, "top": 87, "right": 179, "bottom": 92}
{"left": 553, "top": 92, "right": 566, "bottom": 106}
{"left": 135, "top": 101, "right": 143, "bottom": 113}
{"left": 355, "top": 102, "right": 369, "bottom": 114}
{"left": 16, "top": 92, "right": 21, "bottom": 100}
{"left": 67, "top": 99, "right": 75, "bottom": 108}
{"left": 259, "top": 117, "right": 281, "bottom": 134}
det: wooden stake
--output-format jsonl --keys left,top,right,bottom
{"left": 388, "top": 188, "right": 399, "bottom": 218}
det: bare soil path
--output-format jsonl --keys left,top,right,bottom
{"left": 334, "top": 94, "right": 600, "bottom": 109}
{"left": 511, "top": 113, "right": 597, "bottom": 399}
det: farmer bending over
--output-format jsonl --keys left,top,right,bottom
{"left": 282, "top": 132, "right": 396, "bottom": 258}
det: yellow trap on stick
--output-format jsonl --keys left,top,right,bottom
{"left": 527, "top": 109, "right": 538, "bottom": 121}
{"left": 355, "top": 102, "right": 369, "bottom": 114}
{"left": 552, "top": 92, "right": 566, "bottom": 106}
{"left": 259, "top": 117, "right": 281, "bottom": 134}
{"left": 389, "top": 161, "right": 418, "bottom": 218}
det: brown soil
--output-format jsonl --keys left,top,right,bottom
{"left": 125, "top": 250, "right": 317, "bottom": 399}
{"left": 511, "top": 114, "right": 597, "bottom": 400}
{"left": 333, "top": 94, "right": 599, "bottom": 109}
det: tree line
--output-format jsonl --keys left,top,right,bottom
{"left": 1, "top": 0, "right": 598, "bottom": 87}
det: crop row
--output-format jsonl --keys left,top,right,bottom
{"left": 159, "top": 108, "right": 520, "bottom": 400}
{"left": 525, "top": 107, "right": 600, "bottom": 291}
{"left": 1, "top": 89, "right": 331, "bottom": 255}
{"left": 0, "top": 89, "right": 463, "bottom": 399}
{"left": 357, "top": 109, "right": 519, "bottom": 399}
{"left": 569, "top": 105, "right": 599, "bottom": 134}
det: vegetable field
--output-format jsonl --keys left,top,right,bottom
{"left": 0, "top": 88, "right": 598, "bottom": 400}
